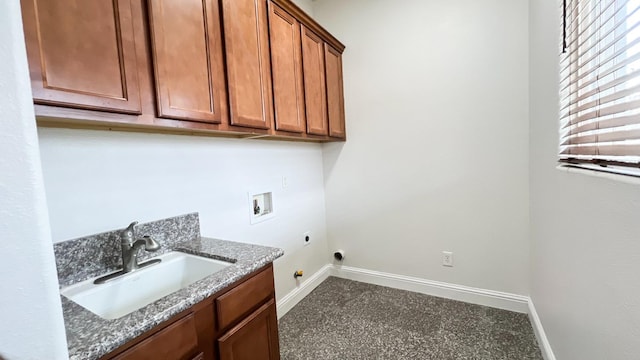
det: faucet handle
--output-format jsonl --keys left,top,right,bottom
{"left": 142, "top": 235, "right": 161, "bottom": 251}
{"left": 122, "top": 221, "right": 138, "bottom": 242}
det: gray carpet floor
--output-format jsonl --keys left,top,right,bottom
{"left": 279, "top": 277, "right": 543, "bottom": 360}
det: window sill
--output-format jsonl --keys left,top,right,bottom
{"left": 556, "top": 163, "right": 640, "bottom": 185}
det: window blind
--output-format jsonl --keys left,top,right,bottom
{"left": 559, "top": 0, "right": 640, "bottom": 172}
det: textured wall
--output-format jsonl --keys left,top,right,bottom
{"left": 315, "top": 0, "right": 531, "bottom": 295}
{"left": 529, "top": 1, "right": 640, "bottom": 359}
{"left": 0, "top": 0, "right": 68, "bottom": 358}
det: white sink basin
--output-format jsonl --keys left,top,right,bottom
{"left": 61, "top": 252, "right": 232, "bottom": 320}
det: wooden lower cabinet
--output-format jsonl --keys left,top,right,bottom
{"left": 102, "top": 264, "right": 279, "bottom": 360}
{"left": 112, "top": 314, "right": 200, "bottom": 360}
{"left": 218, "top": 300, "right": 280, "bottom": 360}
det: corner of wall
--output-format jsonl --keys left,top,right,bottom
{"left": 0, "top": 0, "right": 68, "bottom": 358}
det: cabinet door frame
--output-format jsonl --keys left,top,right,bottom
{"left": 268, "top": 1, "right": 306, "bottom": 134}
{"left": 147, "top": 0, "right": 228, "bottom": 124}
{"left": 301, "top": 25, "right": 328, "bottom": 136}
{"left": 324, "top": 44, "right": 346, "bottom": 139}
{"left": 221, "top": 0, "right": 274, "bottom": 130}
{"left": 21, "top": 0, "right": 142, "bottom": 114}
{"left": 218, "top": 300, "right": 280, "bottom": 360}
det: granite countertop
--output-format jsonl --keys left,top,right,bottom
{"left": 62, "top": 237, "right": 284, "bottom": 360}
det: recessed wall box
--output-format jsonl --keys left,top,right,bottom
{"left": 249, "top": 191, "right": 274, "bottom": 224}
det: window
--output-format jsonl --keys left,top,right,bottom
{"left": 559, "top": 0, "right": 640, "bottom": 176}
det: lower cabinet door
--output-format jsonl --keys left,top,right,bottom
{"left": 218, "top": 299, "right": 280, "bottom": 360}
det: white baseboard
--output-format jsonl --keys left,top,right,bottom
{"left": 276, "top": 264, "right": 331, "bottom": 319}
{"left": 528, "top": 299, "right": 557, "bottom": 360}
{"left": 330, "top": 265, "right": 530, "bottom": 313}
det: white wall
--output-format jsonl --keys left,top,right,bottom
{"left": 38, "top": 129, "right": 330, "bottom": 302}
{"left": 0, "top": 1, "right": 68, "bottom": 359}
{"left": 291, "top": 0, "right": 313, "bottom": 16}
{"left": 529, "top": 1, "right": 640, "bottom": 359}
{"left": 314, "top": 0, "right": 531, "bottom": 295}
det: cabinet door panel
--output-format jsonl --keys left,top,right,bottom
{"left": 21, "top": 0, "right": 142, "bottom": 114}
{"left": 268, "top": 2, "right": 305, "bottom": 133}
{"left": 301, "top": 26, "right": 328, "bottom": 136}
{"left": 112, "top": 314, "right": 199, "bottom": 360}
{"left": 221, "top": 0, "right": 273, "bottom": 129}
{"left": 218, "top": 300, "right": 280, "bottom": 360}
{"left": 324, "top": 44, "right": 346, "bottom": 139}
{"left": 148, "top": 0, "right": 227, "bottom": 123}
{"left": 216, "top": 266, "right": 274, "bottom": 331}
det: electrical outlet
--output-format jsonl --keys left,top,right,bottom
{"left": 303, "top": 231, "right": 311, "bottom": 246}
{"left": 282, "top": 176, "right": 289, "bottom": 189}
{"left": 442, "top": 251, "right": 453, "bottom": 267}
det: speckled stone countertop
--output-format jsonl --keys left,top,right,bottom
{"left": 62, "top": 237, "right": 283, "bottom": 360}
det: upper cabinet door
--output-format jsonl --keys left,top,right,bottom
{"left": 268, "top": 2, "right": 306, "bottom": 133}
{"left": 221, "top": 0, "right": 273, "bottom": 129}
{"left": 20, "top": 0, "right": 142, "bottom": 114}
{"left": 301, "top": 26, "right": 328, "bottom": 136}
{"left": 147, "top": 0, "right": 228, "bottom": 124}
{"left": 324, "top": 44, "right": 346, "bottom": 139}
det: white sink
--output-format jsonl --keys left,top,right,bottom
{"left": 61, "top": 252, "right": 232, "bottom": 320}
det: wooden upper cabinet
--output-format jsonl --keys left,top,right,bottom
{"left": 22, "top": 0, "right": 346, "bottom": 141}
{"left": 300, "top": 26, "right": 328, "bottom": 136}
{"left": 324, "top": 44, "right": 346, "bottom": 139}
{"left": 147, "top": 0, "right": 228, "bottom": 123}
{"left": 20, "top": 0, "right": 142, "bottom": 114}
{"left": 221, "top": 0, "right": 274, "bottom": 129}
{"left": 268, "top": 2, "right": 306, "bottom": 134}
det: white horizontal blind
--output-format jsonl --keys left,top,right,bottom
{"left": 559, "top": 0, "right": 640, "bottom": 169}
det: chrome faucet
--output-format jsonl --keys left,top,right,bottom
{"left": 94, "top": 221, "right": 162, "bottom": 284}
{"left": 120, "top": 221, "right": 161, "bottom": 272}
